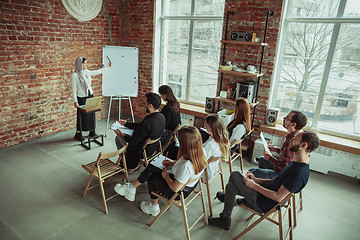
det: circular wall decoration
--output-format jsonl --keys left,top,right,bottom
{"left": 62, "top": 0, "right": 103, "bottom": 22}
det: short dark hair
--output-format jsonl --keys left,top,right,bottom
{"left": 145, "top": 92, "right": 161, "bottom": 109}
{"left": 300, "top": 130, "right": 320, "bottom": 153}
{"left": 291, "top": 110, "right": 308, "bottom": 130}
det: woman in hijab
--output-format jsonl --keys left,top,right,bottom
{"left": 71, "top": 56, "right": 112, "bottom": 140}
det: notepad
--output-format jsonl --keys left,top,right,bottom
{"left": 110, "top": 121, "right": 134, "bottom": 136}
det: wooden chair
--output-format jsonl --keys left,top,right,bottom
{"left": 140, "top": 137, "right": 163, "bottom": 168}
{"left": 292, "top": 191, "right": 303, "bottom": 227}
{"left": 225, "top": 129, "right": 253, "bottom": 173}
{"left": 234, "top": 193, "right": 294, "bottom": 240}
{"left": 148, "top": 177, "right": 208, "bottom": 240}
{"left": 162, "top": 124, "right": 180, "bottom": 152}
{"left": 202, "top": 156, "right": 225, "bottom": 216}
{"left": 81, "top": 144, "right": 128, "bottom": 214}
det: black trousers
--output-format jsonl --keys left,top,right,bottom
{"left": 76, "top": 93, "right": 95, "bottom": 132}
{"left": 138, "top": 164, "right": 196, "bottom": 200}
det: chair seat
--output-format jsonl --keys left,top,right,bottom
{"left": 82, "top": 159, "right": 123, "bottom": 179}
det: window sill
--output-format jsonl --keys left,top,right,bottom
{"left": 180, "top": 103, "right": 208, "bottom": 119}
{"left": 260, "top": 125, "right": 360, "bottom": 155}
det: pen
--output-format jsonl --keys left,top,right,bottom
{"left": 162, "top": 152, "right": 169, "bottom": 165}
{"left": 106, "top": 55, "right": 111, "bottom": 62}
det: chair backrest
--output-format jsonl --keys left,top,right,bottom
{"left": 207, "top": 156, "right": 221, "bottom": 164}
{"left": 143, "top": 137, "right": 162, "bottom": 151}
{"left": 98, "top": 144, "right": 128, "bottom": 161}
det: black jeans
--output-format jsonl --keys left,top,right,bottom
{"left": 138, "top": 164, "right": 195, "bottom": 200}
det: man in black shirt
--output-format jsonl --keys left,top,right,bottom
{"left": 114, "top": 92, "right": 165, "bottom": 169}
{"left": 208, "top": 130, "right": 320, "bottom": 230}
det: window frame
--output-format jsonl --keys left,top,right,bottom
{"left": 153, "top": 0, "right": 225, "bottom": 106}
{"left": 270, "top": 0, "right": 360, "bottom": 141}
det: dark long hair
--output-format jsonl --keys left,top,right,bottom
{"left": 159, "top": 85, "right": 180, "bottom": 113}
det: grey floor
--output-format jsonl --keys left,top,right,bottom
{"left": 0, "top": 118, "right": 359, "bottom": 240}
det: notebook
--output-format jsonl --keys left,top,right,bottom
{"left": 79, "top": 96, "right": 102, "bottom": 112}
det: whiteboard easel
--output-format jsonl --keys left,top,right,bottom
{"left": 105, "top": 96, "right": 135, "bottom": 137}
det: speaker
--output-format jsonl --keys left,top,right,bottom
{"left": 230, "top": 32, "right": 253, "bottom": 42}
{"left": 235, "top": 83, "right": 256, "bottom": 103}
{"left": 205, "top": 97, "right": 215, "bottom": 113}
{"left": 266, "top": 108, "right": 279, "bottom": 127}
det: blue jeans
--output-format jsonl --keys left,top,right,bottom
{"left": 249, "top": 157, "right": 280, "bottom": 179}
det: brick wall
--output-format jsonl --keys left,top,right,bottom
{"left": 220, "top": 0, "right": 284, "bottom": 140}
{"left": 0, "top": 0, "right": 282, "bottom": 149}
{"left": 0, "top": 0, "right": 155, "bottom": 149}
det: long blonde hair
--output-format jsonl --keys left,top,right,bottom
{"left": 177, "top": 126, "right": 207, "bottom": 174}
{"left": 206, "top": 114, "right": 230, "bottom": 159}
{"left": 228, "top": 97, "right": 251, "bottom": 133}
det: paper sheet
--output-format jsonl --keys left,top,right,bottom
{"left": 260, "top": 132, "right": 271, "bottom": 154}
{"left": 110, "top": 121, "right": 134, "bottom": 136}
{"left": 150, "top": 154, "right": 174, "bottom": 173}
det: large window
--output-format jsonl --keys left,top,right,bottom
{"left": 156, "top": 0, "right": 225, "bottom": 104}
{"left": 271, "top": 0, "right": 360, "bottom": 139}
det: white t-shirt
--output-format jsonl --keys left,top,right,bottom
{"left": 201, "top": 137, "right": 222, "bottom": 182}
{"left": 172, "top": 156, "right": 205, "bottom": 188}
{"left": 229, "top": 123, "right": 247, "bottom": 144}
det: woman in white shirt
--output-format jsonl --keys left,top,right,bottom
{"left": 71, "top": 56, "right": 111, "bottom": 140}
{"left": 227, "top": 97, "right": 251, "bottom": 145}
{"left": 114, "top": 126, "right": 207, "bottom": 216}
{"left": 202, "top": 114, "right": 230, "bottom": 181}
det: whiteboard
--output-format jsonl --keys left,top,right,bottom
{"left": 102, "top": 46, "right": 139, "bottom": 97}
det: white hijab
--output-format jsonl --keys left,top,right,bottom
{"left": 75, "top": 56, "right": 92, "bottom": 94}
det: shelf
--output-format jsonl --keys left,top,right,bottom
{"left": 213, "top": 97, "right": 258, "bottom": 107}
{"left": 221, "top": 40, "right": 268, "bottom": 46}
{"left": 218, "top": 69, "right": 263, "bottom": 77}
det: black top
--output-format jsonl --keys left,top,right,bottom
{"left": 257, "top": 161, "right": 310, "bottom": 212}
{"left": 160, "top": 104, "right": 181, "bottom": 131}
{"left": 124, "top": 112, "right": 165, "bottom": 169}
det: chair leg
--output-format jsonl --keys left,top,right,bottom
{"left": 98, "top": 177, "right": 108, "bottom": 214}
{"left": 199, "top": 183, "right": 208, "bottom": 225}
{"left": 288, "top": 202, "right": 293, "bottom": 240}
{"left": 82, "top": 174, "right": 94, "bottom": 197}
{"left": 219, "top": 162, "right": 225, "bottom": 191}
{"left": 299, "top": 191, "right": 303, "bottom": 210}
{"left": 292, "top": 195, "right": 297, "bottom": 227}
{"left": 228, "top": 160, "right": 233, "bottom": 174}
{"left": 239, "top": 153, "right": 244, "bottom": 173}
{"left": 148, "top": 197, "right": 176, "bottom": 227}
{"left": 278, "top": 208, "right": 283, "bottom": 240}
{"left": 180, "top": 195, "right": 191, "bottom": 240}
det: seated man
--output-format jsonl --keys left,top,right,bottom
{"left": 114, "top": 92, "right": 165, "bottom": 169}
{"left": 250, "top": 110, "right": 307, "bottom": 179}
{"left": 209, "top": 130, "right": 320, "bottom": 230}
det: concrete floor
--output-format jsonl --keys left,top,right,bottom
{"left": 0, "top": 118, "right": 359, "bottom": 240}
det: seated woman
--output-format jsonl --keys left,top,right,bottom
{"left": 201, "top": 114, "right": 230, "bottom": 181}
{"left": 227, "top": 97, "right": 251, "bottom": 147}
{"left": 159, "top": 85, "right": 181, "bottom": 146}
{"left": 114, "top": 126, "right": 207, "bottom": 216}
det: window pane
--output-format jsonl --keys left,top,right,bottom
{"left": 344, "top": 0, "right": 360, "bottom": 17}
{"left": 273, "top": 22, "right": 333, "bottom": 124}
{"left": 163, "top": 0, "right": 192, "bottom": 16}
{"left": 288, "top": 0, "right": 340, "bottom": 18}
{"left": 161, "top": 20, "right": 190, "bottom": 100}
{"left": 188, "top": 20, "right": 223, "bottom": 103}
{"left": 195, "top": 0, "right": 225, "bottom": 16}
{"left": 317, "top": 24, "right": 360, "bottom": 136}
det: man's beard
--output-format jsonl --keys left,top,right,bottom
{"left": 289, "top": 144, "right": 300, "bottom": 152}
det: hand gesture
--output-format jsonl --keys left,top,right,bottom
{"left": 119, "top": 119, "right": 127, "bottom": 125}
{"left": 74, "top": 102, "right": 79, "bottom": 108}
{"left": 114, "top": 129, "right": 123, "bottom": 136}
{"left": 263, "top": 151, "right": 273, "bottom": 160}
{"left": 109, "top": 61, "right": 112, "bottom": 68}
{"left": 244, "top": 176, "right": 256, "bottom": 189}
{"left": 162, "top": 159, "right": 174, "bottom": 167}
{"left": 246, "top": 171, "right": 256, "bottom": 181}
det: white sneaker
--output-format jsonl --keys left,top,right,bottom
{"left": 114, "top": 183, "right": 136, "bottom": 201}
{"left": 140, "top": 201, "right": 160, "bottom": 216}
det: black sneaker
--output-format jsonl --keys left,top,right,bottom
{"left": 208, "top": 216, "right": 231, "bottom": 230}
{"left": 214, "top": 191, "right": 225, "bottom": 202}
{"left": 74, "top": 133, "right": 84, "bottom": 141}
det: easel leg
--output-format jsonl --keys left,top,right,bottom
{"left": 128, "top": 97, "right": 135, "bottom": 122}
{"left": 105, "top": 96, "right": 113, "bottom": 137}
